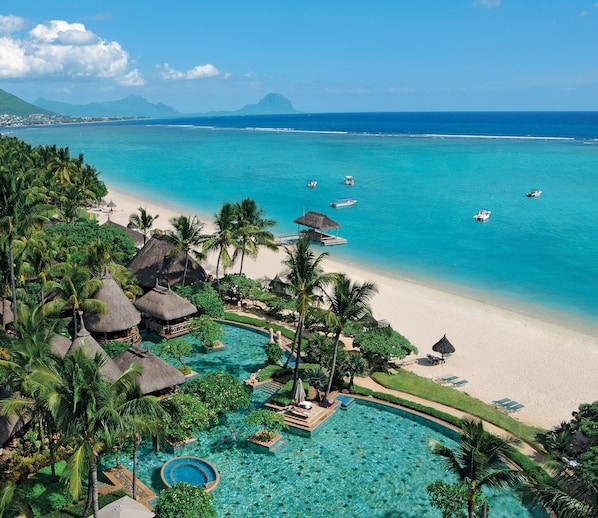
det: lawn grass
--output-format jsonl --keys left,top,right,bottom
{"left": 369, "top": 370, "right": 545, "bottom": 447}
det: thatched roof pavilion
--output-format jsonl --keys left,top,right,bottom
{"left": 103, "top": 217, "right": 145, "bottom": 248}
{"left": 84, "top": 271, "right": 141, "bottom": 346}
{"left": 114, "top": 346, "right": 185, "bottom": 394}
{"left": 293, "top": 211, "right": 347, "bottom": 245}
{"left": 127, "top": 235, "right": 207, "bottom": 289}
{"left": 134, "top": 280, "right": 197, "bottom": 338}
{"left": 67, "top": 318, "right": 122, "bottom": 380}
{"left": 0, "top": 389, "right": 30, "bottom": 447}
{"left": 50, "top": 334, "right": 72, "bottom": 357}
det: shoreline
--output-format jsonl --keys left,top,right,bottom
{"left": 102, "top": 185, "right": 598, "bottom": 430}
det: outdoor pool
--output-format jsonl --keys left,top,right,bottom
{"left": 121, "top": 323, "right": 544, "bottom": 517}
{"left": 161, "top": 456, "right": 219, "bottom": 491}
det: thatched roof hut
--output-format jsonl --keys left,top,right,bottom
{"left": 134, "top": 281, "right": 197, "bottom": 321}
{"left": 114, "top": 346, "right": 185, "bottom": 394}
{"left": 67, "top": 318, "right": 122, "bottom": 380}
{"left": 84, "top": 271, "right": 141, "bottom": 340}
{"left": 293, "top": 211, "right": 340, "bottom": 231}
{"left": 0, "top": 298, "right": 14, "bottom": 327}
{"left": 127, "top": 235, "right": 207, "bottom": 289}
{"left": 51, "top": 334, "right": 72, "bottom": 357}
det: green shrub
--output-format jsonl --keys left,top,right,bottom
{"left": 154, "top": 482, "right": 216, "bottom": 518}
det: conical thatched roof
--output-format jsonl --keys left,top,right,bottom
{"left": 133, "top": 281, "right": 197, "bottom": 321}
{"left": 0, "top": 298, "right": 14, "bottom": 326}
{"left": 0, "top": 389, "right": 30, "bottom": 447}
{"left": 51, "top": 334, "right": 72, "bottom": 357}
{"left": 432, "top": 334, "right": 456, "bottom": 358}
{"left": 294, "top": 211, "right": 340, "bottom": 230}
{"left": 127, "top": 235, "right": 207, "bottom": 289}
{"left": 68, "top": 318, "right": 122, "bottom": 380}
{"left": 114, "top": 346, "right": 185, "bottom": 394}
{"left": 85, "top": 271, "right": 141, "bottom": 333}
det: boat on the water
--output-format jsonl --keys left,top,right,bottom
{"left": 307, "top": 180, "right": 317, "bottom": 188}
{"left": 331, "top": 197, "right": 357, "bottom": 208}
{"left": 344, "top": 175, "right": 355, "bottom": 186}
{"left": 527, "top": 189, "right": 542, "bottom": 197}
{"left": 473, "top": 209, "right": 491, "bottom": 221}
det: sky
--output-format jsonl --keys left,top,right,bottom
{"left": 1, "top": 1, "right": 597, "bottom": 113}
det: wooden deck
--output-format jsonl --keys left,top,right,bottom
{"left": 301, "top": 229, "right": 347, "bottom": 246}
{"left": 102, "top": 466, "right": 156, "bottom": 509}
{"left": 266, "top": 398, "right": 341, "bottom": 434}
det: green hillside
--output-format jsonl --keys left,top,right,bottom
{"left": 0, "top": 89, "right": 54, "bottom": 116}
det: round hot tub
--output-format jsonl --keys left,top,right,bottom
{"left": 160, "top": 456, "right": 220, "bottom": 492}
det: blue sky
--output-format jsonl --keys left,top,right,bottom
{"left": 1, "top": 1, "right": 597, "bottom": 113}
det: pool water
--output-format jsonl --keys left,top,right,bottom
{"left": 121, "top": 324, "right": 543, "bottom": 517}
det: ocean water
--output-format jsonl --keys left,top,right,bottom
{"left": 8, "top": 112, "right": 598, "bottom": 331}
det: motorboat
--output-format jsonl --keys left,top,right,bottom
{"left": 344, "top": 175, "right": 355, "bottom": 186}
{"left": 331, "top": 197, "right": 357, "bottom": 208}
{"left": 307, "top": 180, "right": 317, "bottom": 188}
{"left": 527, "top": 189, "right": 542, "bottom": 197}
{"left": 473, "top": 209, "right": 491, "bottom": 221}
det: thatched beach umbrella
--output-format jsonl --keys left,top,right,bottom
{"left": 107, "top": 199, "right": 117, "bottom": 210}
{"left": 114, "top": 345, "right": 185, "bottom": 395}
{"left": 90, "top": 495, "right": 154, "bottom": 518}
{"left": 432, "top": 334, "right": 456, "bottom": 359}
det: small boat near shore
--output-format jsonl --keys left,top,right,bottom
{"left": 473, "top": 209, "right": 491, "bottom": 221}
{"left": 307, "top": 180, "right": 317, "bottom": 188}
{"left": 344, "top": 175, "right": 355, "bottom": 186}
{"left": 331, "top": 197, "right": 357, "bottom": 208}
{"left": 527, "top": 189, "right": 542, "bottom": 197}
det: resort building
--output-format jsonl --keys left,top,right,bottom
{"left": 84, "top": 270, "right": 142, "bottom": 347}
{"left": 133, "top": 280, "right": 198, "bottom": 338}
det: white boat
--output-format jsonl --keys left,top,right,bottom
{"left": 307, "top": 180, "right": 317, "bottom": 188}
{"left": 473, "top": 209, "right": 491, "bottom": 221}
{"left": 331, "top": 197, "right": 357, "bottom": 208}
{"left": 344, "top": 175, "right": 355, "bottom": 186}
{"left": 527, "top": 189, "right": 542, "bottom": 197}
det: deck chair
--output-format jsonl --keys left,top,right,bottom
{"left": 493, "top": 398, "right": 511, "bottom": 406}
{"left": 507, "top": 403, "right": 525, "bottom": 412}
{"left": 436, "top": 375, "right": 458, "bottom": 384}
{"left": 452, "top": 379, "right": 468, "bottom": 387}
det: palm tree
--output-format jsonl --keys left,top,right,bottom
{"left": 129, "top": 207, "right": 159, "bottom": 245}
{"left": 164, "top": 215, "right": 206, "bottom": 287}
{"left": 32, "top": 349, "right": 145, "bottom": 517}
{"left": 43, "top": 261, "right": 106, "bottom": 337}
{"left": 430, "top": 418, "right": 521, "bottom": 518}
{"left": 0, "top": 481, "right": 32, "bottom": 518}
{"left": 341, "top": 352, "right": 369, "bottom": 393}
{"left": 281, "top": 236, "right": 330, "bottom": 394}
{"left": 46, "top": 146, "right": 78, "bottom": 186}
{"left": 304, "top": 366, "right": 329, "bottom": 404}
{"left": 233, "top": 198, "right": 277, "bottom": 275}
{"left": 323, "top": 273, "right": 377, "bottom": 399}
{"left": 202, "top": 203, "right": 237, "bottom": 293}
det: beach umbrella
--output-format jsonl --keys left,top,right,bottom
{"left": 292, "top": 378, "right": 306, "bottom": 404}
{"left": 432, "top": 334, "right": 455, "bottom": 359}
{"left": 108, "top": 199, "right": 117, "bottom": 211}
{"left": 89, "top": 495, "right": 154, "bottom": 518}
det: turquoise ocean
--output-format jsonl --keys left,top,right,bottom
{"left": 7, "top": 112, "right": 598, "bottom": 333}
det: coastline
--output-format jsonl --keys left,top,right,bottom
{"left": 102, "top": 185, "right": 598, "bottom": 430}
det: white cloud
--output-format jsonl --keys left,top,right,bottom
{"left": 0, "top": 18, "right": 134, "bottom": 83}
{"left": 472, "top": 0, "right": 501, "bottom": 8}
{"left": 119, "top": 69, "right": 144, "bottom": 86}
{"left": 159, "top": 63, "right": 221, "bottom": 80}
{"left": 0, "top": 14, "right": 26, "bottom": 35}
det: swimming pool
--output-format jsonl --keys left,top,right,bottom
{"left": 124, "top": 323, "right": 543, "bottom": 517}
{"left": 161, "top": 456, "right": 219, "bottom": 492}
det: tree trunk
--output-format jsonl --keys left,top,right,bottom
{"left": 467, "top": 485, "right": 476, "bottom": 518}
{"left": 325, "top": 331, "right": 342, "bottom": 399}
{"left": 283, "top": 325, "right": 300, "bottom": 368}
{"left": 291, "top": 316, "right": 305, "bottom": 396}
{"left": 81, "top": 473, "right": 92, "bottom": 518}
{"left": 9, "top": 240, "right": 17, "bottom": 320}
{"left": 132, "top": 434, "right": 139, "bottom": 500}
{"left": 183, "top": 252, "right": 189, "bottom": 287}
{"left": 90, "top": 457, "right": 99, "bottom": 517}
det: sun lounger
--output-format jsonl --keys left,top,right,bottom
{"left": 451, "top": 379, "right": 468, "bottom": 387}
{"left": 507, "top": 403, "right": 524, "bottom": 412}
{"left": 436, "top": 375, "right": 458, "bottom": 384}
{"left": 492, "top": 398, "right": 512, "bottom": 406}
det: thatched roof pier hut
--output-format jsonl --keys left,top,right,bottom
{"left": 293, "top": 211, "right": 347, "bottom": 246}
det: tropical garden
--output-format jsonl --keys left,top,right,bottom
{"left": 0, "top": 133, "right": 596, "bottom": 517}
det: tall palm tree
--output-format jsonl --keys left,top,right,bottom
{"left": 43, "top": 261, "right": 106, "bottom": 337}
{"left": 164, "top": 215, "right": 206, "bottom": 287}
{"left": 129, "top": 206, "right": 159, "bottom": 245}
{"left": 32, "top": 349, "right": 145, "bottom": 518}
{"left": 323, "top": 273, "right": 377, "bottom": 399}
{"left": 430, "top": 418, "right": 521, "bottom": 518}
{"left": 233, "top": 198, "right": 277, "bottom": 275}
{"left": 282, "top": 236, "right": 330, "bottom": 394}
{"left": 46, "top": 146, "right": 78, "bottom": 186}
{"left": 202, "top": 203, "right": 237, "bottom": 293}
{"left": 0, "top": 170, "right": 47, "bottom": 315}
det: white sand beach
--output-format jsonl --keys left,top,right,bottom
{"left": 100, "top": 187, "right": 598, "bottom": 430}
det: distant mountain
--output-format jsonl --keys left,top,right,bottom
{"left": 0, "top": 89, "right": 54, "bottom": 116}
{"left": 204, "top": 93, "right": 298, "bottom": 116}
{"left": 33, "top": 95, "right": 181, "bottom": 119}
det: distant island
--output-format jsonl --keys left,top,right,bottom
{"left": 0, "top": 89, "right": 299, "bottom": 126}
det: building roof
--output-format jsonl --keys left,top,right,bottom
{"left": 103, "top": 217, "right": 145, "bottom": 248}
{"left": 114, "top": 346, "right": 185, "bottom": 394}
{"left": 85, "top": 271, "right": 141, "bottom": 333}
{"left": 127, "top": 235, "right": 207, "bottom": 289}
{"left": 293, "top": 211, "right": 340, "bottom": 230}
{"left": 133, "top": 281, "right": 197, "bottom": 321}
{"left": 0, "top": 389, "right": 30, "bottom": 447}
